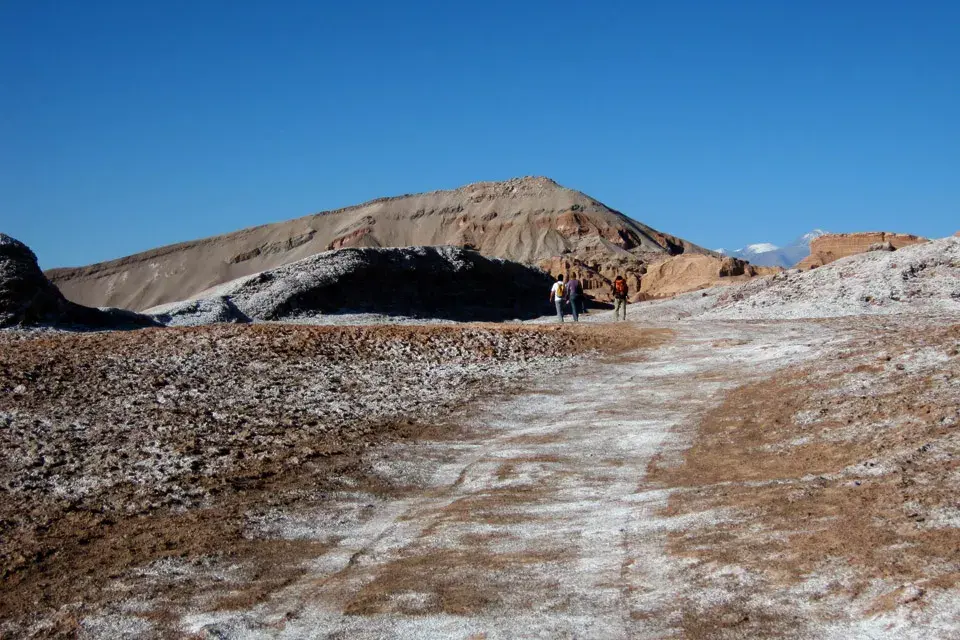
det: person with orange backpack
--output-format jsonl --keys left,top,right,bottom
{"left": 549, "top": 274, "right": 566, "bottom": 323}
{"left": 612, "top": 275, "right": 629, "bottom": 321}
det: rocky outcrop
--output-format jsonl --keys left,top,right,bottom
{"left": 636, "top": 255, "right": 764, "bottom": 301}
{"left": 150, "top": 246, "right": 555, "bottom": 324}
{"left": 701, "top": 236, "right": 960, "bottom": 319}
{"left": 797, "top": 232, "right": 928, "bottom": 270}
{"left": 0, "top": 234, "right": 67, "bottom": 327}
{"left": 538, "top": 253, "right": 766, "bottom": 302}
{"left": 0, "top": 234, "right": 157, "bottom": 329}
{"left": 46, "top": 177, "right": 713, "bottom": 311}
{"left": 537, "top": 255, "right": 644, "bottom": 300}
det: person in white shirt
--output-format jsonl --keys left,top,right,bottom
{"left": 549, "top": 274, "right": 566, "bottom": 323}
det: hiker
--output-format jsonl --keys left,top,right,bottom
{"left": 612, "top": 275, "right": 629, "bottom": 321}
{"left": 565, "top": 272, "right": 582, "bottom": 322}
{"left": 549, "top": 274, "right": 566, "bottom": 323}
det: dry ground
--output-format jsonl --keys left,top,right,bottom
{"left": 649, "top": 318, "right": 960, "bottom": 637}
{"left": 2, "top": 315, "right": 959, "bottom": 638}
{"left": 0, "top": 322, "right": 662, "bottom": 638}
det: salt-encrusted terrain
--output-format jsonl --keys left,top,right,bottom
{"left": 149, "top": 246, "right": 555, "bottom": 326}
{"left": 2, "top": 235, "right": 959, "bottom": 638}
{"left": 630, "top": 235, "right": 960, "bottom": 321}
{"left": 0, "top": 322, "right": 651, "bottom": 637}
{"left": 5, "top": 312, "right": 956, "bottom": 638}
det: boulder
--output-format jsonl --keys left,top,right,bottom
{"left": 719, "top": 256, "right": 752, "bottom": 277}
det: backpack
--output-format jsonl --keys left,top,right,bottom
{"left": 614, "top": 279, "right": 627, "bottom": 296}
{"left": 556, "top": 282, "right": 565, "bottom": 298}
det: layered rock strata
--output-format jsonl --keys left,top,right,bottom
{"left": 797, "top": 232, "right": 928, "bottom": 270}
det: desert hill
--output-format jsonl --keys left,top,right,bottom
{"left": 46, "top": 177, "right": 714, "bottom": 311}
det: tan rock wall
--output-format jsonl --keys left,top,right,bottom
{"left": 797, "top": 232, "right": 928, "bottom": 270}
{"left": 539, "top": 253, "right": 765, "bottom": 302}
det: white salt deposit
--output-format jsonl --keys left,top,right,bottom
{"left": 633, "top": 236, "right": 960, "bottom": 321}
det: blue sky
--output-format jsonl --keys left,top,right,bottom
{"left": 1, "top": 0, "right": 957, "bottom": 268}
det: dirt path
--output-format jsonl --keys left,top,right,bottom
{"left": 81, "top": 320, "right": 836, "bottom": 638}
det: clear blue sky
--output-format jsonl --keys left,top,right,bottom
{"left": 1, "top": 0, "right": 957, "bottom": 268}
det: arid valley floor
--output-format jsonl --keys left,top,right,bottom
{"left": 2, "top": 305, "right": 958, "bottom": 639}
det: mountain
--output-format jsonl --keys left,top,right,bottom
{"left": 717, "top": 230, "right": 827, "bottom": 268}
{"left": 46, "top": 177, "right": 715, "bottom": 311}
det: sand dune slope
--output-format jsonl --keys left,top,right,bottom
{"left": 46, "top": 177, "right": 709, "bottom": 311}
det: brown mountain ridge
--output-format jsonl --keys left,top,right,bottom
{"left": 47, "top": 177, "right": 730, "bottom": 311}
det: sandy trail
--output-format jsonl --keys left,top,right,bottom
{"left": 88, "top": 319, "right": 834, "bottom": 639}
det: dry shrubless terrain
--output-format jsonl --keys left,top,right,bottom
{"left": 2, "top": 235, "right": 959, "bottom": 638}
{"left": 4, "top": 315, "right": 958, "bottom": 638}
{"left": 0, "top": 323, "right": 657, "bottom": 637}
{"left": 649, "top": 317, "right": 960, "bottom": 637}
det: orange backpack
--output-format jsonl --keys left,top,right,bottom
{"left": 614, "top": 279, "right": 627, "bottom": 296}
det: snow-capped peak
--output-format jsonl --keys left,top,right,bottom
{"left": 718, "top": 229, "right": 828, "bottom": 267}
{"left": 800, "top": 229, "right": 827, "bottom": 242}
{"left": 744, "top": 242, "right": 779, "bottom": 254}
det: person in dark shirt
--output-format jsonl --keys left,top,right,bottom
{"left": 565, "top": 272, "right": 582, "bottom": 322}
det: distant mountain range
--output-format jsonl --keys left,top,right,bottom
{"left": 717, "top": 230, "right": 827, "bottom": 268}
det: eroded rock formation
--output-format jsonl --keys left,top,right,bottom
{"left": 797, "top": 232, "right": 928, "bottom": 270}
{"left": 538, "top": 252, "right": 767, "bottom": 302}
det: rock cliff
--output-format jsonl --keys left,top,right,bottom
{"left": 796, "top": 232, "right": 928, "bottom": 270}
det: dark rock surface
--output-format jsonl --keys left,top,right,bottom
{"left": 153, "top": 246, "right": 556, "bottom": 325}
{"left": 0, "top": 234, "right": 157, "bottom": 329}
